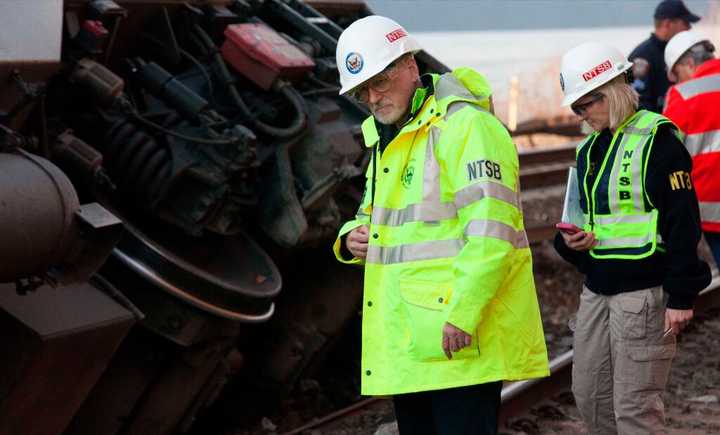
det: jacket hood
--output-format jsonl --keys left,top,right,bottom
{"left": 434, "top": 67, "right": 493, "bottom": 113}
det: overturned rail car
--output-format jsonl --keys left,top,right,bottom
{"left": 0, "top": 1, "right": 454, "bottom": 434}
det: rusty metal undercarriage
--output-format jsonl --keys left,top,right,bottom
{"left": 0, "top": 2, "right": 581, "bottom": 434}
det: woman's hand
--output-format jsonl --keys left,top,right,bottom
{"left": 665, "top": 308, "right": 693, "bottom": 336}
{"left": 561, "top": 230, "right": 598, "bottom": 251}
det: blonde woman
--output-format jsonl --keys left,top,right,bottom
{"left": 555, "top": 42, "right": 710, "bottom": 434}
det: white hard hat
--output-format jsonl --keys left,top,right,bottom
{"left": 336, "top": 15, "right": 421, "bottom": 95}
{"left": 665, "top": 30, "right": 710, "bottom": 82}
{"left": 559, "top": 42, "right": 633, "bottom": 107}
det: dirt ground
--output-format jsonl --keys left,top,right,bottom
{"left": 501, "top": 307, "right": 720, "bottom": 435}
{"left": 251, "top": 291, "right": 720, "bottom": 435}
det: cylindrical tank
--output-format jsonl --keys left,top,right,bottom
{"left": 0, "top": 150, "right": 79, "bottom": 282}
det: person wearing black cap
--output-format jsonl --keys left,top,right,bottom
{"left": 629, "top": 0, "right": 701, "bottom": 112}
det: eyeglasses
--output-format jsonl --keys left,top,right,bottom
{"left": 348, "top": 61, "right": 400, "bottom": 103}
{"left": 571, "top": 93, "right": 604, "bottom": 116}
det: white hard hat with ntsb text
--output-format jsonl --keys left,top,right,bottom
{"left": 559, "top": 42, "right": 633, "bottom": 107}
{"left": 336, "top": 15, "right": 421, "bottom": 95}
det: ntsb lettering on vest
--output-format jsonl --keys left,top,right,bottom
{"left": 467, "top": 159, "right": 502, "bottom": 181}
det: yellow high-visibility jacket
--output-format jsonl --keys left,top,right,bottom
{"left": 333, "top": 68, "right": 549, "bottom": 395}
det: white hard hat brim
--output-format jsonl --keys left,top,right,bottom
{"left": 664, "top": 31, "right": 711, "bottom": 83}
{"left": 338, "top": 45, "right": 422, "bottom": 95}
{"left": 561, "top": 61, "right": 633, "bottom": 107}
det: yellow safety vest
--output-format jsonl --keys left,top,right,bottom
{"left": 577, "top": 110, "right": 674, "bottom": 260}
{"left": 333, "top": 68, "right": 549, "bottom": 395}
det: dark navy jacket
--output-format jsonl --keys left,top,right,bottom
{"left": 554, "top": 125, "right": 711, "bottom": 309}
{"left": 629, "top": 33, "right": 671, "bottom": 113}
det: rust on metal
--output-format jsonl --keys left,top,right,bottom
{"left": 282, "top": 397, "right": 383, "bottom": 435}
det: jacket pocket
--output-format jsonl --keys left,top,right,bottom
{"left": 399, "top": 279, "right": 478, "bottom": 362}
{"left": 619, "top": 342, "right": 676, "bottom": 388}
{"left": 619, "top": 295, "right": 647, "bottom": 340}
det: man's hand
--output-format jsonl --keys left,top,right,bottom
{"left": 442, "top": 322, "right": 472, "bottom": 360}
{"left": 561, "top": 231, "right": 597, "bottom": 251}
{"left": 346, "top": 225, "right": 369, "bottom": 259}
{"left": 665, "top": 308, "right": 693, "bottom": 336}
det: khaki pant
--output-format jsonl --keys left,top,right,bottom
{"left": 571, "top": 286, "right": 676, "bottom": 435}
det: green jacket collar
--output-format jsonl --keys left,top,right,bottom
{"left": 361, "top": 68, "right": 494, "bottom": 148}
{"left": 361, "top": 83, "right": 432, "bottom": 148}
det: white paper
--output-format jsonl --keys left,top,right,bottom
{"left": 0, "top": 0, "right": 63, "bottom": 62}
{"left": 561, "top": 167, "right": 585, "bottom": 228}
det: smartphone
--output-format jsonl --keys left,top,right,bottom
{"left": 556, "top": 222, "right": 582, "bottom": 235}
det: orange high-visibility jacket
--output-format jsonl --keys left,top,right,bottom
{"left": 664, "top": 59, "right": 720, "bottom": 233}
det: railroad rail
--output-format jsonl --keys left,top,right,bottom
{"left": 518, "top": 144, "right": 576, "bottom": 244}
{"left": 284, "top": 274, "right": 720, "bottom": 435}
{"left": 518, "top": 144, "right": 576, "bottom": 190}
{"left": 518, "top": 144, "right": 576, "bottom": 168}
{"left": 511, "top": 115, "right": 583, "bottom": 138}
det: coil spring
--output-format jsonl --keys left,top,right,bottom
{"left": 103, "top": 119, "right": 172, "bottom": 209}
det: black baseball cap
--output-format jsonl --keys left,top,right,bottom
{"left": 654, "top": 0, "right": 701, "bottom": 23}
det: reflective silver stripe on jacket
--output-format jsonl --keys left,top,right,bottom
{"left": 371, "top": 181, "right": 518, "bottom": 227}
{"left": 455, "top": 181, "right": 519, "bottom": 210}
{"left": 423, "top": 126, "right": 443, "bottom": 204}
{"left": 435, "top": 75, "right": 480, "bottom": 104}
{"left": 608, "top": 121, "right": 652, "bottom": 214}
{"left": 595, "top": 233, "right": 655, "bottom": 249}
{"left": 593, "top": 214, "right": 654, "bottom": 225}
{"left": 465, "top": 219, "right": 529, "bottom": 249}
{"left": 446, "top": 100, "right": 486, "bottom": 118}
{"left": 366, "top": 238, "right": 464, "bottom": 264}
{"left": 700, "top": 201, "right": 720, "bottom": 223}
{"left": 366, "top": 220, "right": 528, "bottom": 264}
{"left": 372, "top": 203, "right": 457, "bottom": 226}
{"left": 621, "top": 125, "right": 655, "bottom": 136}
{"left": 435, "top": 74, "right": 489, "bottom": 118}
{"left": 607, "top": 131, "right": 633, "bottom": 213}
{"left": 676, "top": 74, "right": 720, "bottom": 100}
{"left": 684, "top": 129, "right": 720, "bottom": 157}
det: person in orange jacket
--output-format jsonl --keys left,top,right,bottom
{"left": 663, "top": 30, "right": 720, "bottom": 266}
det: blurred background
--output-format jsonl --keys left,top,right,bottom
{"left": 368, "top": 0, "right": 720, "bottom": 126}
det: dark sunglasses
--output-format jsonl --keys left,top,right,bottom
{"left": 571, "top": 93, "right": 604, "bottom": 116}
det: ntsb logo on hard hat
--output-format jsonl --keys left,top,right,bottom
{"left": 346, "top": 52, "right": 364, "bottom": 74}
{"left": 385, "top": 28, "right": 407, "bottom": 43}
{"left": 559, "top": 42, "right": 633, "bottom": 107}
{"left": 583, "top": 60, "right": 613, "bottom": 82}
{"left": 335, "top": 15, "right": 421, "bottom": 95}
